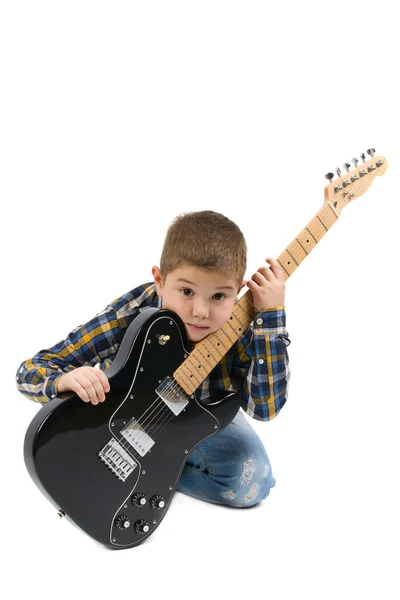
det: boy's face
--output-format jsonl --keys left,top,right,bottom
{"left": 152, "top": 265, "right": 241, "bottom": 343}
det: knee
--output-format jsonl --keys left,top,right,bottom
{"left": 220, "top": 455, "right": 276, "bottom": 508}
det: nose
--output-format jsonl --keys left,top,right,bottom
{"left": 192, "top": 297, "right": 209, "bottom": 319}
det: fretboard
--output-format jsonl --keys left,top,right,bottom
{"left": 173, "top": 202, "right": 339, "bottom": 395}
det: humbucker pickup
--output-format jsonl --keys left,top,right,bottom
{"left": 156, "top": 377, "right": 190, "bottom": 416}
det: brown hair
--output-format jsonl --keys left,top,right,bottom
{"left": 160, "top": 210, "right": 247, "bottom": 284}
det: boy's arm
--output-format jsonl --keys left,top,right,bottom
{"left": 231, "top": 307, "right": 291, "bottom": 421}
{"left": 15, "top": 305, "right": 138, "bottom": 404}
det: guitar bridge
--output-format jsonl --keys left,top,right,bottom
{"left": 99, "top": 438, "right": 138, "bottom": 482}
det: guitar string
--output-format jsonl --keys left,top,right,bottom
{"left": 115, "top": 321, "right": 246, "bottom": 454}
{"left": 113, "top": 230, "right": 311, "bottom": 455}
{"left": 143, "top": 309, "right": 253, "bottom": 441}
{"left": 111, "top": 298, "right": 257, "bottom": 456}
{"left": 112, "top": 312, "right": 249, "bottom": 456}
{"left": 116, "top": 323, "right": 232, "bottom": 451}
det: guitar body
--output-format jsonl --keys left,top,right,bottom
{"left": 24, "top": 308, "right": 241, "bottom": 549}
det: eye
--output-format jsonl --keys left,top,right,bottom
{"left": 212, "top": 293, "right": 226, "bottom": 301}
{"left": 180, "top": 288, "right": 194, "bottom": 297}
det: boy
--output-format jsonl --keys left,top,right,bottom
{"left": 16, "top": 210, "right": 290, "bottom": 508}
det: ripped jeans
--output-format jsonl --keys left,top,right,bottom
{"left": 177, "top": 410, "right": 275, "bottom": 507}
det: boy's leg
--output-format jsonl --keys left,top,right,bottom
{"left": 177, "top": 410, "right": 275, "bottom": 507}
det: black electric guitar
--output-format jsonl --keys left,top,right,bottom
{"left": 24, "top": 150, "right": 387, "bottom": 549}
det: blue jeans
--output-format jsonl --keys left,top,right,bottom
{"left": 177, "top": 410, "right": 275, "bottom": 507}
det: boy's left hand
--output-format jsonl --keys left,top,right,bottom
{"left": 245, "top": 258, "right": 285, "bottom": 311}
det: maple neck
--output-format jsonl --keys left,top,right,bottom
{"left": 276, "top": 201, "right": 339, "bottom": 280}
{"left": 173, "top": 201, "right": 339, "bottom": 395}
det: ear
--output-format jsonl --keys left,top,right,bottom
{"left": 152, "top": 266, "right": 164, "bottom": 297}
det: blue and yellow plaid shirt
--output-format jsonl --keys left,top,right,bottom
{"left": 16, "top": 282, "right": 291, "bottom": 421}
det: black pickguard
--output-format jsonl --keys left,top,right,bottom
{"left": 24, "top": 308, "right": 241, "bottom": 549}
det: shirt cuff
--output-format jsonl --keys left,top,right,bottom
{"left": 253, "top": 307, "right": 288, "bottom": 337}
{"left": 44, "top": 373, "right": 64, "bottom": 401}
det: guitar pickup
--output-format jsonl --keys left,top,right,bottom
{"left": 156, "top": 377, "right": 190, "bottom": 416}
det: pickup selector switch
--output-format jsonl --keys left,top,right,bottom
{"left": 150, "top": 494, "right": 165, "bottom": 509}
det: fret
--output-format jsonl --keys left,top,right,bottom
{"left": 205, "top": 334, "right": 226, "bottom": 359}
{"left": 218, "top": 323, "right": 238, "bottom": 345}
{"left": 213, "top": 328, "right": 235, "bottom": 351}
{"left": 277, "top": 204, "right": 339, "bottom": 281}
{"left": 236, "top": 295, "right": 254, "bottom": 322}
{"left": 294, "top": 237, "right": 309, "bottom": 256}
{"left": 173, "top": 369, "right": 192, "bottom": 394}
{"left": 184, "top": 355, "right": 204, "bottom": 386}
{"left": 228, "top": 313, "right": 247, "bottom": 337}
{"left": 195, "top": 344, "right": 216, "bottom": 370}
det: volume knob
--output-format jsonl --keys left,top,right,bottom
{"left": 115, "top": 515, "right": 131, "bottom": 530}
{"left": 150, "top": 494, "right": 165, "bottom": 509}
{"left": 131, "top": 492, "right": 146, "bottom": 507}
{"left": 134, "top": 519, "right": 150, "bottom": 535}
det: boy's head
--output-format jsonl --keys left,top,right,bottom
{"left": 159, "top": 210, "right": 247, "bottom": 284}
{"left": 152, "top": 210, "right": 247, "bottom": 342}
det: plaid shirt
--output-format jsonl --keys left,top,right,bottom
{"left": 16, "top": 282, "right": 291, "bottom": 421}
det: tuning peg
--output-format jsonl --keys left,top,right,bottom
{"left": 367, "top": 148, "right": 376, "bottom": 158}
{"left": 360, "top": 152, "right": 366, "bottom": 162}
{"left": 352, "top": 157, "right": 359, "bottom": 167}
{"left": 336, "top": 167, "right": 342, "bottom": 177}
{"left": 325, "top": 172, "right": 334, "bottom": 182}
{"left": 343, "top": 162, "right": 351, "bottom": 172}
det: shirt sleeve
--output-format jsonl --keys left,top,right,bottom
{"left": 15, "top": 305, "right": 137, "bottom": 404}
{"left": 231, "top": 307, "right": 291, "bottom": 421}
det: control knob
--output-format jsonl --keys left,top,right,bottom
{"left": 134, "top": 519, "right": 150, "bottom": 535}
{"left": 150, "top": 494, "right": 165, "bottom": 509}
{"left": 115, "top": 515, "right": 131, "bottom": 530}
{"left": 131, "top": 492, "right": 146, "bottom": 507}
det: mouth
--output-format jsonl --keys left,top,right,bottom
{"left": 187, "top": 323, "right": 209, "bottom": 331}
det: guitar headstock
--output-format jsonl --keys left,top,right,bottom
{"left": 324, "top": 149, "right": 387, "bottom": 215}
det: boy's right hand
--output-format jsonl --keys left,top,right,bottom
{"left": 56, "top": 366, "right": 110, "bottom": 405}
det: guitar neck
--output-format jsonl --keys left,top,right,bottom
{"left": 173, "top": 201, "right": 340, "bottom": 395}
{"left": 276, "top": 201, "right": 339, "bottom": 280}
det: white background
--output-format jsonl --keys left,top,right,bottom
{"left": 1, "top": 2, "right": 399, "bottom": 599}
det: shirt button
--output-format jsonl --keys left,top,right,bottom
{"left": 51, "top": 394, "right": 56, "bottom": 399}
{"left": 256, "top": 318, "right": 263, "bottom": 325}
{"left": 259, "top": 359, "right": 264, "bottom": 364}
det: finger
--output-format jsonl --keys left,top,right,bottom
{"left": 98, "top": 371, "right": 111, "bottom": 395}
{"left": 75, "top": 373, "right": 102, "bottom": 405}
{"left": 246, "top": 279, "right": 258, "bottom": 294}
{"left": 68, "top": 379, "right": 91, "bottom": 403}
{"left": 85, "top": 373, "right": 108, "bottom": 404}
{"left": 251, "top": 271, "right": 269, "bottom": 286}
{"left": 266, "top": 258, "right": 285, "bottom": 282}
{"left": 257, "top": 266, "right": 274, "bottom": 280}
